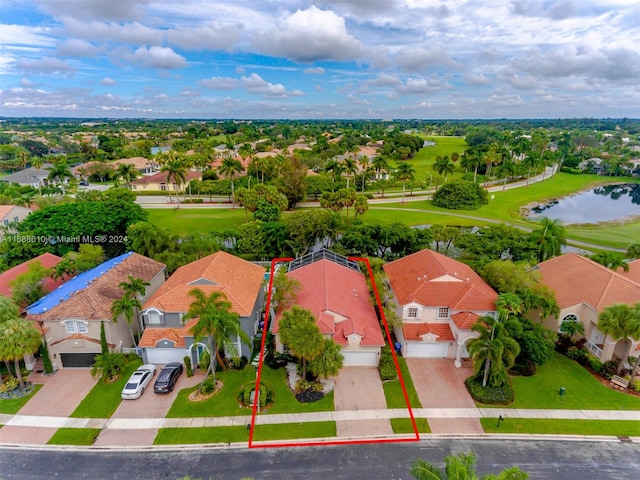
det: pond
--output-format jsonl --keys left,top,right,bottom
{"left": 528, "top": 183, "right": 640, "bottom": 224}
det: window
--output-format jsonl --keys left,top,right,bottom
{"left": 437, "top": 307, "right": 449, "bottom": 318}
{"left": 2, "top": 220, "right": 8, "bottom": 226}
{"left": 13, "top": 216, "right": 19, "bottom": 222}
{"left": 64, "top": 321, "right": 88, "bottom": 334}
{"left": 160, "top": 183, "right": 167, "bottom": 191}
{"left": 407, "top": 307, "right": 418, "bottom": 319}
{"left": 147, "top": 311, "right": 163, "bottom": 325}
{"left": 559, "top": 314, "right": 579, "bottom": 333}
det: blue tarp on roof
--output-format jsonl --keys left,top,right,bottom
{"left": 26, "top": 251, "right": 134, "bottom": 315}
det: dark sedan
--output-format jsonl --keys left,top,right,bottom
{"left": 153, "top": 362, "right": 184, "bottom": 393}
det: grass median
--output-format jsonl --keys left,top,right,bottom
{"left": 47, "top": 428, "right": 101, "bottom": 445}
{"left": 481, "top": 418, "right": 640, "bottom": 436}
{"left": 383, "top": 356, "right": 422, "bottom": 409}
{"left": 0, "top": 384, "right": 42, "bottom": 414}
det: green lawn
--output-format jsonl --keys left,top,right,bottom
{"left": 70, "top": 359, "right": 142, "bottom": 418}
{"left": 0, "top": 384, "right": 42, "bottom": 414}
{"left": 383, "top": 356, "right": 422, "bottom": 409}
{"left": 481, "top": 418, "right": 640, "bottom": 436}
{"left": 391, "top": 136, "right": 469, "bottom": 183}
{"left": 146, "top": 208, "right": 246, "bottom": 235}
{"left": 482, "top": 353, "right": 640, "bottom": 410}
{"left": 47, "top": 428, "right": 101, "bottom": 445}
{"left": 259, "top": 366, "right": 335, "bottom": 414}
{"left": 154, "top": 421, "right": 336, "bottom": 444}
{"left": 390, "top": 417, "right": 430, "bottom": 434}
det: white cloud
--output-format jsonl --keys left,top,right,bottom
{"left": 198, "top": 76, "right": 240, "bottom": 90}
{"left": 166, "top": 23, "right": 242, "bottom": 50}
{"left": 0, "top": 24, "right": 55, "bottom": 48}
{"left": 394, "top": 47, "right": 459, "bottom": 73}
{"left": 16, "top": 57, "right": 74, "bottom": 74}
{"left": 304, "top": 67, "right": 326, "bottom": 75}
{"left": 36, "top": 0, "right": 147, "bottom": 21}
{"left": 199, "top": 72, "right": 304, "bottom": 98}
{"left": 126, "top": 46, "right": 187, "bottom": 69}
{"left": 99, "top": 77, "right": 116, "bottom": 86}
{"left": 56, "top": 39, "right": 103, "bottom": 57}
{"left": 256, "top": 6, "right": 364, "bottom": 62}
{"left": 61, "top": 19, "right": 164, "bottom": 45}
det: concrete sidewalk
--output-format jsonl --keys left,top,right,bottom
{"left": 2, "top": 407, "right": 640, "bottom": 431}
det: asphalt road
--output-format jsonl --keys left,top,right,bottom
{"left": 1, "top": 438, "right": 639, "bottom": 480}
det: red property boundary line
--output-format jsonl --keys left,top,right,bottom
{"left": 248, "top": 256, "right": 420, "bottom": 448}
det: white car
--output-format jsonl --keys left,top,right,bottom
{"left": 121, "top": 364, "right": 157, "bottom": 400}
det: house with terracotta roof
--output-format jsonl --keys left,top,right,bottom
{"left": 26, "top": 252, "right": 166, "bottom": 369}
{"left": 139, "top": 251, "right": 266, "bottom": 365}
{"left": 0, "top": 253, "right": 65, "bottom": 301}
{"left": 130, "top": 170, "right": 202, "bottom": 192}
{"left": 272, "top": 250, "right": 385, "bottom": 367}
{"left": 383, "top": 249, "right": 498, "bottom": 366}
{"left": 535, "top": 253, "right": 640, "bottom": 362}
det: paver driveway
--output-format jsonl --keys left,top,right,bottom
{"left": 0, "top": 369, "right": 97, "bottom": 445}
{"left": 332, "top": 367, "right": 392, "bottom": 437}
{"left": 406, "top": 358, "right": 483, "bottom": 434}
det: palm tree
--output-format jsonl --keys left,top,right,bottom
{"left": 531, "top": 217, "right": 567, "bottom": 262}
{"left": 116, "top": 163, "right": 140, "bottom": 189}
{"left": 496, "top": 157, "right": 517, "bottom": 191}
{"left": 467, "top": 316, "right": 520, "bottom": 387}
{"left": 119, "top": 275, "right": 150, "bottom": 333}
{"left": 358, "top": 155, "right": 370, "bottom": 192}
{"left": 342, "top": 157, "right": 357, "bottom": 189}
{"left": 461, "top": 150, "right": 483, "bottom": 183}
{"left": 90, "top": 351, "right": 127, "bottom": 382}
{"left": 47, "top": 160, "right": 73, "bottom": 192}
{"left": 395, "top": 161, "right": 415, "bottom": 203}
{"left": 433, "top": 155, "right": 455, "bottom": 182}
{"left": 31, "top": 156, "right": 43, "bottom": 194}
{"left": 411, "top": 452, "right": 528, "bottom": 480}
{"left": 523, "top": 152, "right": 540, "bottom": 186}
{"left": 0, "top": 318, "right": 43, "bottom": 389}
{"left": 308, "top": 338, "right": 344, "bottom": 379}
{"left": 324, "top": 159, "right": 345, "bottom": 183}
{"left": 598, "top": 303, "right": 640, "bottom": 374}
{"left": 559, "top": 317, "right": 585, "bottom": 340}
{"left": 278, "top": 306, "right": 324, "bottom": 379}
{"left": 111, "top": 295, "right": 141, "bottom": 347}
{"left": 185, "top": 289, "right": 249, "bottom": 392}
{"left": 371, "top": 155, "right": 389, "bottom": 180}
{"left": 160, "top": 157, "right": 188, "bottom": 208}
{"left": 217, "top": 157, "right": 244, "bottom": 209}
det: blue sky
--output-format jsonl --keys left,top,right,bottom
{"left": 1, "top": 0, "right": 639, "bottom": 119}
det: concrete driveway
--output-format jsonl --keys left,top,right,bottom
{"left": 406, "top": 358, "right": 483, "bottom": 433}
{"left": 0, "top": 369, "right": 97, "bottom": 445}
{"left": 332, "top": 367, "right": 392, "bottom": 437}
{"left": 94, "top": 369, "right": 201, "bottom": 446}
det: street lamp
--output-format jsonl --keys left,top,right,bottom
{"left": 425, "top": 171, "right": 433, "bottom": 190}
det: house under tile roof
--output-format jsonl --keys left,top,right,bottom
{"left": 537, "top": 253, "right": 640, "bottom": 312}
{"left": 619, "top": 259, "right": 640, "bottom": 285}
{"left": 138, "top": 327, "right": 187, "bottom": 348}
{"left": 273, "top": 258, "right": 385, "bottom": 348}
{"left": 26, "top": 252, "right": 165, "bottom": 321}
{"left": 0, "top": 253, "right": 65, "bottom": 298}
{"left": 402, "top": 322, "right": 455, "bottom": 342}
{"left": 383, "top": 249, "right": 497, "bottom": 311}
{"left": 142, "top": 251, "right": 265, "bottom": 317}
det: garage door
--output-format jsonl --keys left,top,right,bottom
{"left": 342, "top": 350, "right": 380, "bottom": 367}
{"left": 405, "top": 342, "right": 448, "bottom": 358}
{"left": 145, "top": 348, "right": 187, "bottom": 365}
{"left": 61, "top": 352, "right": 97, "bottom": 368}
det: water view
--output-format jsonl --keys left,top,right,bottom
{"left": 528, "top": 183, "right": 640, "bottom": 224}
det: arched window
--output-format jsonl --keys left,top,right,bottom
{"left": 559, "top": 314, "right": 579, "bottom": 333}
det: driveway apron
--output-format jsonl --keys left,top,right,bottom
{"left": 406, "top": 358, "right": 483, "bottom": 434}
{"left": 332, "top": 367, "right": 392, "bottom": 437}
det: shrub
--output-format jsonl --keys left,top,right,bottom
{"left": 239, "top": 383, "right": 271, "bottom": 408}
{"left": 378, "top": 346, "right": 398, "bottom": 381}
{"left": 600, "top": 360, "right": 618, "bottom": 380}
{"left": 587, "top": 355, "right": 603, "bottom": 373}
{"left": 199, "top": 351, "right": 211, "bottom": 371}
{"left": 0, "top": 376, "right": 19, "bottom": 394}
{"left": 265, "top": 351, "right": 294, "bottom": 370}
{"left": 184, "top": 356, "right": 193, "bottom": 378}
{"left": 465, "top": 376, "right": 514, "bottom": 405}
{"left": 565, "top": 346, "right": 588, "bottom": 364}
{"left": 39, "top": 341, "right": 54, "bottom": 374}
{"left": 432, "top": 179, "right": 489, "bottom": 210}
{"left": 633, "top": 380, "right": 640, "bottom": 392}
{"left": 510, "top": 359, "right": 536, "bottom": 377}
{"left": 200, "top": 375, "right": 216, "bottom": 395}
{"left": 227, "top": 356, "right": 248, "bottom": 370}
{"left": 294, "top": 379, "right": 324, "bottom": 403}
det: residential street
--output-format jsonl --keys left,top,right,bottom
{"left": 1, "top": 438, "right": 639, "bottom": 479}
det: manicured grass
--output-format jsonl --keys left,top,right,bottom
{"left": 483, "top": 353, "right": 640, "bottom": 410}
{"left": 481, "top": 418, "right": 640, "bottom": 436}
{"left": 0, "top": 384, "right": 42, "bottom": 414}
{"left": 146, "top": 208, "right": 246, "bottom": 235}
{"left": 392, "top": 136, "right": 469, "bottom": 183}
{"left": 383, "top": 356, "right": 422, "bottom": 409}
{"left": 390, "top": 417, "right": 430, "bottom": 434}
{"left": 259, "top": 366, "right": 335, "bottom": 414}
{"left": 70, "top": 359, "right": 142, "bottom": 418}
{"left": 47, "top": 428, "right": 101, "bottom": 445}
{"left": 566, "top": 221, "right": 640, "bottom": 250}
{"left": 154, "top": 421, "right": 336, "bottom": 444}
{"left": 365, "top": 207, "right": 492, "bottom": 228}
{"left": 166, "top": 368, "right": 254, "bottom": 418}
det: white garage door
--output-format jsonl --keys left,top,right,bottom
{"left": 342, "top": 350, "right": 380, "bottom": 367}
{"left": 405, "top": 342, "right": 448, "bottom": 358}
{"left": 145, "top": 348, "right": 187, "bottom": 365}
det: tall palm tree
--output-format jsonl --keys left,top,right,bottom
{"left": 47, "top": 160, "right": 74, "bottom": 192}
{"left": 116, "top": 163, "right": 140, "bottom": 189}
{"left": 278, "top": 306, "right": 324, "bottom": 379}
{"left": 411, "top": 452, "right": 528, "bottom": 480}
{"left": 342, "top": 157, "right": 357, "bottom": 189}
{"left": 31, "top": 156, "right": 44, "bottom": 195}
{"left": 185, "top": 289, "right": 249, "bottom": 392}
{"left": 371, "top": 155, "right": 389, "bottom": 180}
{"left": 160, "top": 157, "right": 188, "bottom": 208}
{"left": 496, "top": 157, "right": 517, "bottom": 191}
{"left": 308, "top": 338, "right": 344, "bottom": 379}
{"left": 461, "top": 150, "right": 483, "bottom": 183}
{"left": 467, "top": 316, "right": 520, "bottom": 387}
{"left": 217, "top": 157, "right": 244, "bottom": 209}
{"left": 324, "top": 159, "right": 345, "bottom": 184}
{"left": 433, "top": 155, "right": 455, "bottom": 182}
{"left": 0, "top": 318, "right": 43, "bottom": 390}
{"left": 358, "top": 155, "right": 370, "bottom": 192}
{"left": 111, "top": 295, "right": 142, "bottom": 347}
{"left": 523, "top": 152, "right": 540, "bottom": 186}
{"left": 598, "top": 303, "right": 640, "bottom": 374}
{"left": 119, "top": 275, "right": 150, "bottom": 333}
{"left": 531, "top": 217, "right": 567, "bottom": 262}
{"left": 395, "top": 161, "right": 415, "bottom": 203}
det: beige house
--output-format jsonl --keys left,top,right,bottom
{"left": 0, "top": 205, "right": 32, "bottom": 235}
{"left": 535, "top": 253, "right": 640, "bottom": 363}
{"left": 26, "top": 252, "right": 166, "bottom": 369}
{"left": 131, "top": 170, "right": 202, "bottom": 192}
{"left": 383, "top": 249, "right": 498, "bottom": 367}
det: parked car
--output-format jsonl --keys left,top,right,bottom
{"left": 121, "top": 364, "right": 157, "bottom": 400}
{"left": 153, "top": 362, "right": 184, "bottom": 393}
{"left": 78, "top": 180, "right": 89, "bottom": 186}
